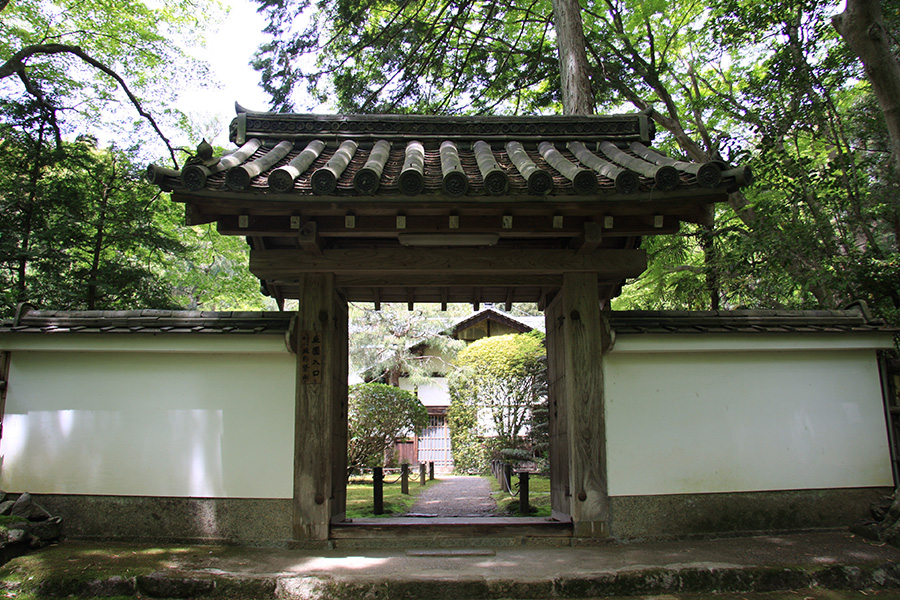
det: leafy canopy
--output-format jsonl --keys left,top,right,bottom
{"left": 348, "top": 382, "right": 429, "bottom": 472}
{"left": 1, "top": 0, "right": 216, "bottom": 162}
{"left": 350, "top": 303, "right": 467, "bottom": 385}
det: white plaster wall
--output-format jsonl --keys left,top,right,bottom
{"left": 399, "top": 377, "right": 449, "bottom": 407}
{"left": 605, "top": 337, "right": 893, "bottom": 496}
{"left": 0, "top": 335, "right": 295, "bottom": 498}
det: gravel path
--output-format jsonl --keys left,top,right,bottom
{"left": 407, "top": 475, "right": 497, "bottom": 517}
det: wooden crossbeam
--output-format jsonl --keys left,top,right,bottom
{"left": 214, "top": 214, "right": 680, "bottom": 238}
{"left": 249, "top": 248, "right": 647, "bottom": 281}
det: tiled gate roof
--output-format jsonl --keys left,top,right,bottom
{"left": 148, "top": 110, "right": 750, "bottom": 201}
{"left": 146, "top": 109, "right": 753, "bottom": 308}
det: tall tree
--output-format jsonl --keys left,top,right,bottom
{"left": 0, "top": 134, "right": 186, "bottom": 314}
{"left": 833, "top": 0, "right": 900, "bottom": 176}
{"left": 350, "top": 303, "right": 467, "bottom": 385}
{"left": 254, "top": 0, "right": 900, "bottom": 325}
{"left": 551, "top": 0, "right": 594, "bottom": 115}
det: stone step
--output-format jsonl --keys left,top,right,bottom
{"left": 329, "top": 516, "right": 574, "bottom": 548}
{"left": 4, "top": 533, "right": 900, "bottom": 600}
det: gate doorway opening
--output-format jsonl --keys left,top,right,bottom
{"left": 349, "top": 303, "right": 550, "bottom": 523}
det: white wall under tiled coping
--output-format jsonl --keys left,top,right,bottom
{"left": 0, "top": 330, "right": 894, "bottom": 502}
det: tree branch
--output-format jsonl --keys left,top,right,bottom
{"left": 1, "top": 43, "right": 179, "bottom": 167}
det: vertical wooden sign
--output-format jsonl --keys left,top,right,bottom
{"left": 299, "top": 331, "right": 323, "bottom": 384}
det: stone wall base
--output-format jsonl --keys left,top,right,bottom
{"left": 32, "top": 495, "right": 292, "bottom": 546}
{"left": 609, "top": 487, "right": 891, "bottom": 540}
{"left": 32, "top": 488, "right": 891, "bottom": 545}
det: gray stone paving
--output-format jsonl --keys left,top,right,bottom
{"left": 8, "top": 533, "right": 900, "bottom": 599}
{"left": 407, "top": 475, "right": 497, "bottom": 517}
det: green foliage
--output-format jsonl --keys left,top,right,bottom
{"left": 448, "top": 332, "right": 547, "bottom": 472}
{"left": 0, "top": 129, "right": 269, "bottom": 317}
{"left": 350, "top": 303, "right": 467, "bottom": 385}
{"left": 166, "top": 224, "right": 273, "bottom": 311}
{"left": 348, "top": 382, "right": 429, "bottom": 472}
{"left": 252, "top": 0, "right": 563, "bottom": 113}
{"left": 255, "top": 0, "right": 900, "bottom": 328}
{"left": 0, "top": 134, "right": 184, "bottom": 315}
{"left": 0, "top": 0, "right": 271, "bottom": 316}
{"left": 1, "top": 0, "right": 216, "bottom": 159}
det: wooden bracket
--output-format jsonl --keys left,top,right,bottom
{"left": 298, "top": 221, "right": 324, "bottom": 256}
{"left": 538, "top": 286, "right": 555, "bottom": 312}
{"left": 570, "top": 221, "right": 603, "bottom": 255}
{"left": 185, "top": 204, "right": 216, "bottom": 226}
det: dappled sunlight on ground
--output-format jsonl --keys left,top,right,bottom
{"left": 290, "top": 555, "right": 391, "bottom": 573}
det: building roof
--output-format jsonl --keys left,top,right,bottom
{"left": 0, "top": 306, "right": 890, "bottom": 339}
{"left": 448, "top": 307, "right": 545, "bottom": 337}
{"left": 146, "top": 109, "right": 752, "bottom": 308}
{"left": 148, "top": 109, "right": 749, "bottom": 202}
{"left": 0, "top": 307, "right": 293, "bottom": 335}
{"left": 607, "top": 305, "right": 891, "bottom": 335}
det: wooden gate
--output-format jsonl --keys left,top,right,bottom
{"left": 147, "top": 111, "right": 751, "bottom": 540}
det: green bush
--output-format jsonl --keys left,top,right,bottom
{"left": 348, "top": 383, "right": 428, "bottom": 472}
{"left": 448, "top": 331, "right": 547, "bottom": 472}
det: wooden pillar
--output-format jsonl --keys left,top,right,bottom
{"left": 545, "top": 272, "right": 610, "bottom": 537}
{"left": 293, "top": 273, "right": 348, "bottom": 541}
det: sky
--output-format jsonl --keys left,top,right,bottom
{"left": 174, "top": 0, "right": 278, "bottom": 146}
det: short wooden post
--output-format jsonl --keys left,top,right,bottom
{"left": 373, "top": 467, "right": 384, "bottom": 515}
{"left": 401, "top": 463, "right": 409, "bottom": 495}
{"left": 519, "top": 471, "right": 530, "bottom": 515}
{"left": 502, "top": 463, "right": 512, "bottom": 493}
{"left": 419, "top": 463, "right": 427, "bottom": 486}
{"left": 429, "top": 461, "right": 435, "bottom": 480}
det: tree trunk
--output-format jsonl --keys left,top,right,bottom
{"left": 551, "top": 0, "right": 594, "bottom": 116}
{"left": 16, "top": 124, "right": 47, "bottom": 304}
{"left": 833, "top": 0, "right": 900, "bottom": 176}
{"left": 87, "top": 182, "right": 110, "bottom": 310}
{"left": 699, "top": 224, "right": 720, "bottom": 311}
{"left": 16, "top": 205, "right": 33, "bottom": 305}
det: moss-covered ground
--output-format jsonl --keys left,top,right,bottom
{"left": 345, "top": 472, "right": 436, "bottom": 518}
{"left": 490, "top": 473, "right": 552, "bottom": 517}
{"left": 3, "top": 541, "right": 900, "bottom": 600}
{"left": 650, "top": 593, "right": 900, "bottom": 600}
{"left": 0, "top": 543, "right": 214, "bottom": 599}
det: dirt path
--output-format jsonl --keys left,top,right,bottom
{"left": 406, "top": 475, "right": 497, "bottom": 517}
